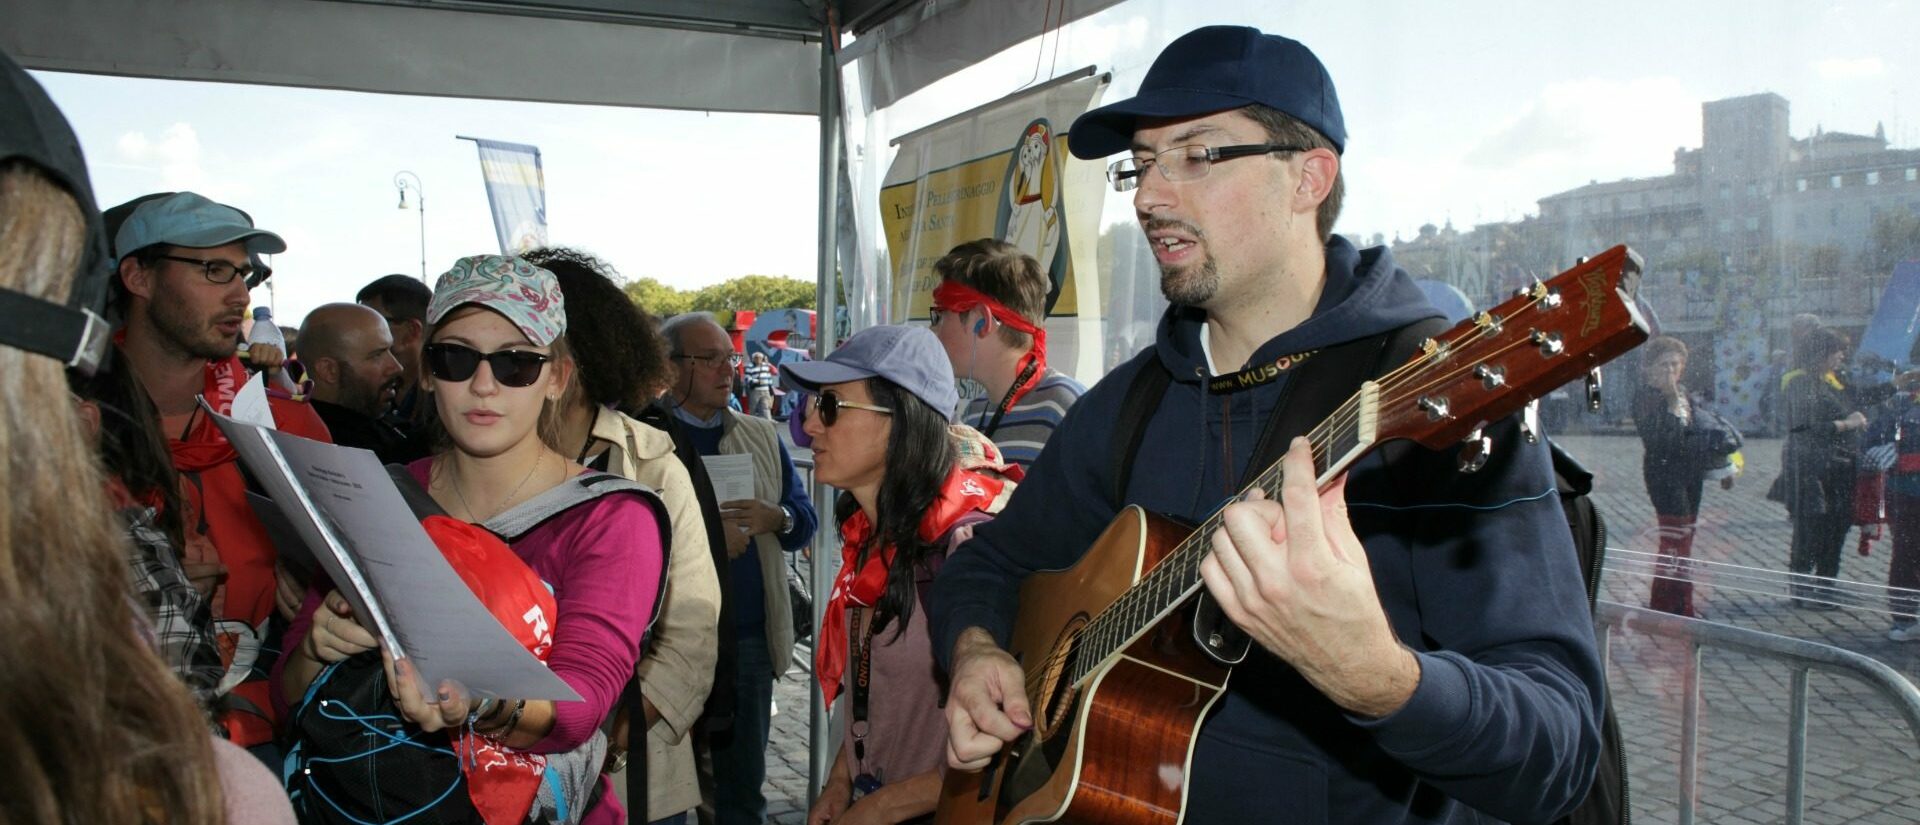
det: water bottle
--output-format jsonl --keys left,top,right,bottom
{"left": 247, "top": 307, "right": 284, "bottom": 360}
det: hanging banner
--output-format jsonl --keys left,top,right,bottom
{"left": 880, "top": 72, "right": 1108, "bottom": 322}
{"left": 460, "top": 136, "right": 548, "bottom": 254}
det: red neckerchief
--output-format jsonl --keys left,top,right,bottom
{"left": 113, "top": 331, "right": 250, "bottom": 472}
{"left": 932, "top": 281, "right": 1048, "bottom": 413}
{"left": 815, "top": 466, "right": 1008, "bottom": 705}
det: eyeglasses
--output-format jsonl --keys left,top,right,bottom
{"left": 1105, "top": 143, "right": 1309, "bottom": 192}
{"left": 422, "top": 342, "right": 551, "bottom": 387}
{"left": 672, "top": 351, "right": 743, "bottom": 371}
{"left": 158, "top": 254, "right": 257, "bottom": 286}
{"left": 807, "top": 390, "right": 892, "bottom": 427}
{"left": 928, "top": 306, "right": 951, "bottom": 327}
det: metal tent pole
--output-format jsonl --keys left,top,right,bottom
{"left": 807, "top": 9, "right": 843, "bottom": 808}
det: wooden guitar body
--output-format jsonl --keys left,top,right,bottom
{"left": 936, "top": 506, "right": 1228, "bottom": 825}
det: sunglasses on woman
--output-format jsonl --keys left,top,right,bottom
{"left": 788, "top": 390, "right": 892, "bottom": 448}
{"left": 422, "top": 342, "right": 551, "bottom": 388}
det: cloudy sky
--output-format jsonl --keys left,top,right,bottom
{"left": 31, "top": 0, "right": 1916, "bottom": 324}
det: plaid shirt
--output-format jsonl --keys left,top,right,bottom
{"left": 121, "top": 504, "right": 228, "bottom": 733}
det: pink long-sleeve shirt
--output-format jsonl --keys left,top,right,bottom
{"left": 277, "top": 462, "right": 664, "bottom": 822}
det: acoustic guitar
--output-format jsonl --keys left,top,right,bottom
{"left": 934, "top": 246, "right": 1648, "bottom": 825}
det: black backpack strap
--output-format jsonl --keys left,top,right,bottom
{"left": 1107, "top": 358, "right": 1173, "bottom": 508}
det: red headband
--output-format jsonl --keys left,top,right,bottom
{"left": 932, "top": 280, "right": 1048, "bottom": 411}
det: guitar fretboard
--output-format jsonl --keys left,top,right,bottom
{"left": 1065, "top": 383, "right": 1380, "bottom": 687}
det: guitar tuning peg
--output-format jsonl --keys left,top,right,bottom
{"left": 1521, "top": 399, "right": 1541, "bottom": 444}
{"left": 1458, "top": 428, "right": 1491, "bottom": 473}
{"left": 1585, "top": 367, "right": 1604, "bottom": 411}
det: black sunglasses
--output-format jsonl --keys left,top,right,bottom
{"left": 808, "top": 389, "right": 892, "bottom": 427}
{"left": 422, "top": 342, "right": 551, "bottom": 388}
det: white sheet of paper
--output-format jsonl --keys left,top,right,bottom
{"left": 229, "top": 370, "right": 276, "bottom": 429}
{"left": 702, "top": 453, "right": 756, "bottom": 503}
{"left": 207, "top": 406, "right": 580, "bottom": 702}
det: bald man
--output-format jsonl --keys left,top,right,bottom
{"left": 299, "top": 302, "right": 424, "bottom": 464}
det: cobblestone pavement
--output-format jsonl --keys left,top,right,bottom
{"left": 748, "top": 433, "right": 1920, "bottom": 824}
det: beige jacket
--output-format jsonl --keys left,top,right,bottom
{"left": 715, "top": 409, "right": 798, "bottom": 676}
{"left": 590, "top": 407, "right": 720, "bottom": 820}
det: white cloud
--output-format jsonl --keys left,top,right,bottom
{"left": 1464, "top": 77, "right": 1697, "bottom": 174}
{"left": 1813, "top": 56, "right": 1885, "bottom": 79}
{"left": 114, "top": 122, "right": 206, "bottom": 190}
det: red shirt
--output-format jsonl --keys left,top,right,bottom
{"left": 162, "top": 353, "right": 332, "bottom": 745}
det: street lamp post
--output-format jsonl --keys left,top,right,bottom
{"left": 393, "top": 171, "right": 426, "bottom": 282}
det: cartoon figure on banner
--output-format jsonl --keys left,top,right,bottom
{"left": 997, "top": 119, "right": 1065, "bottom": 306}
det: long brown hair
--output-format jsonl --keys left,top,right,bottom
{"left": 0, "top": 163, "right": 223, "bottom": 824}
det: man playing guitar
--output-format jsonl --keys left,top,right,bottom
{"left": 929, "top": 26, "right": 1606, "bottom": 824}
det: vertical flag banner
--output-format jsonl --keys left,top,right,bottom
{"left": 881, "top": 73, "right": 1107, "bottom": 323}
{"left": 462, "top": 137, "right": 548, "bottom": 254}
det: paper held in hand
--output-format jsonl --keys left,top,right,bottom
{"left": 202, "top": 397, "right": 581, "bottom": 703}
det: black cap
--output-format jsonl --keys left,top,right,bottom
{"left": 1068, "top": 26, "right": 1346, "bottom": 159}
{"left": 0, "top": 48, "right": 112, "bottom": 373}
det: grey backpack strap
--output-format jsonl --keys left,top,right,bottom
{"left": 483, "top": 472, "right": 659, "bottom": 542}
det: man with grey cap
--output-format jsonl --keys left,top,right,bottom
{"left": 110, "top": 190, "right": 333, "bottom": 753}
{"left": 931, "top": 25, "right": 1604, "bottom": 824}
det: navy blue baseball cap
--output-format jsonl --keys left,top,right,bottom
{"left": 1068, "top": 26, "right": 1345, "bottom": 160}
{"left": 781, "top": 324, "right": 958, "bottom": 422}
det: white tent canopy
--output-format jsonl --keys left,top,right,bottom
{"left": 4, "top": 0, "right": 1121, "bottom": 115}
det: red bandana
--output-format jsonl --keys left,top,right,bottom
{"left": 815, "top": 465, "right": 1008, "bottom": 705}
{"left": 932, "top": 281, "right": 1048, "bottom": 412}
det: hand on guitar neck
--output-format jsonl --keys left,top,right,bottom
{"left": 1198, "top": 437, "right": 1421, "bottom": 719}
{"left": 944, "top": 627, "right": 1032, "bottom": 771}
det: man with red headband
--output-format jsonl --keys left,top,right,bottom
{"left": 928, "top": 239, "right": 1085, "bottom": 469}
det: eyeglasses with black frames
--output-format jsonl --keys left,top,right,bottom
{"left": 158, "top": 254, "right": 257, "bottom": 286}
{"left": 1105, "top": 143, "right": 1309, "bottom": 192}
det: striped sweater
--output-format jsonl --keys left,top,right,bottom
{"left": 955, "top": 368, "right": 1086, "bottom": 469}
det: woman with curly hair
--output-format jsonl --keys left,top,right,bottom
{"left": 529, "top": 245, "right": 724, "bottom": 824}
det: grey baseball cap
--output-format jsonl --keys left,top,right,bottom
{"left": 110, "top": 191, "right": 286, "bottom": 259}
{"left": 780, "top": 324, "right": 958, "bottom": 421}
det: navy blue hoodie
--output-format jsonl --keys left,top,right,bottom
{"left": 930, "top": 237, "right": 1604, "bottom": 824}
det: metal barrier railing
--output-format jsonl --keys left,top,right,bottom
{"left": 1596, "top": 601, "right": 1920, "bottom": 825}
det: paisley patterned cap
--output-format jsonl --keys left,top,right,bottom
{"left": 426, "top": 254, "right": 567, "bottom": 346}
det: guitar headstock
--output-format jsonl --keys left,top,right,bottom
{"left": 1373, "top": 245, "right": 1649, "bottom": 450}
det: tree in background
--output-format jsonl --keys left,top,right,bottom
{"left": 625, "top": 273, "right": 814, "bottom": 324}
{"left": 624, "top": 276, "right": 694, "bottom": 317}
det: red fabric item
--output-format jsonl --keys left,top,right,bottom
{"left": 421, "top": 515, "right": 559, "bottom": 825}
{"left": 136, "top": 346, "right": 335, "bottom": 745}
{"left": 815, "top": 467, "right": 1008, "bottom": 704}
{"left": 932, "top": 281, "right": 1048, "bottom": 411}
{"left": 1857, "top": 471, "right": 1888, "bottom": 527}
{"left": 1649, "top": 513, "right": 1698, "bottom": 617}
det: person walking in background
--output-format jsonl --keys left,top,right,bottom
{"left": 1632, "top": 336, "right": 1737, "bottom": 618}
{"left": 1782, "top": 326, "right": 1868, "bottom": 610}
{"left": 1863, "top": 375, "right": 1920, "bottom": 640}
{"left": 745, "top": 351, "right": 777, "bottom": 418}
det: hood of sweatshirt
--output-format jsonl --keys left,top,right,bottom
{"left": 1152, "top": 235, "right": 1443, "bottom": 385}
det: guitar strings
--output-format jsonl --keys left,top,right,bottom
{"left": 1023, "top": 285, "right": 1572, "bottom": 695}
{"left": 1025, "top": 301, "right": 1536, "bottom": 695}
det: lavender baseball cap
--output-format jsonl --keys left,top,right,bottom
{"left": 780, "top": 325, "right": 958, "bottom": 421}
